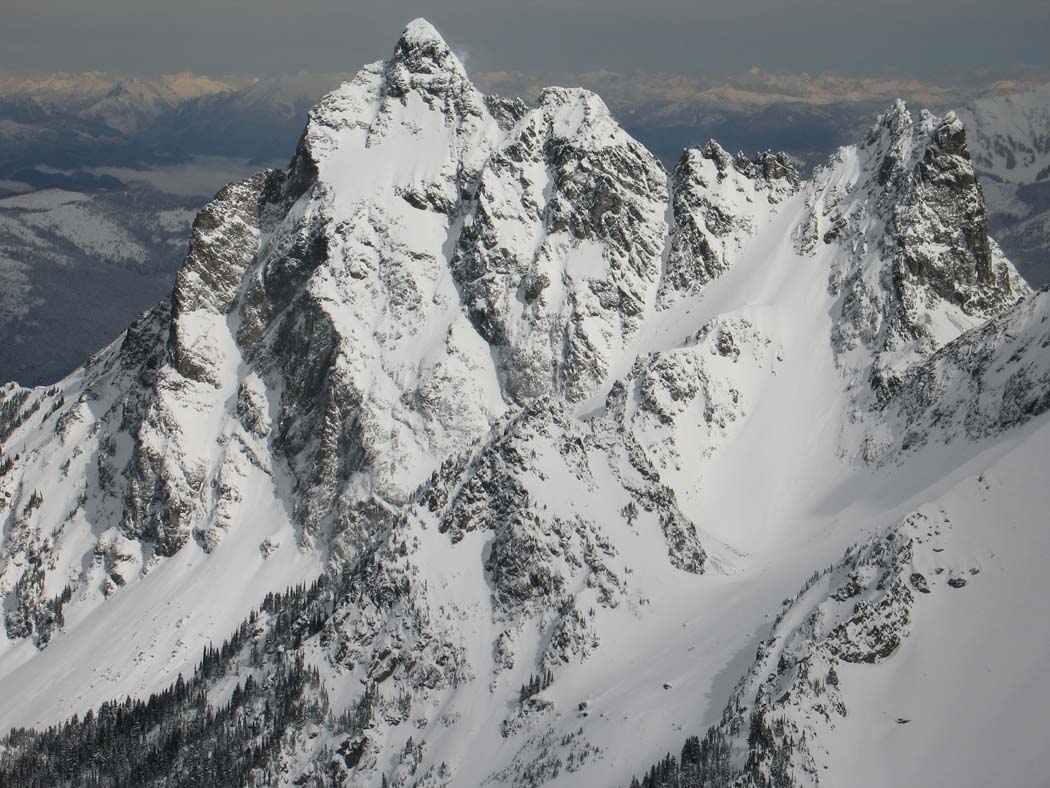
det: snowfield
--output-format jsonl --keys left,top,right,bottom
{"left": 1, "top": 19, "right": 1049, "bottom": 788}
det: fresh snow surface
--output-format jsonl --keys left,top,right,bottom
{"left": 823, "top": 421, "right": 1050, "bottom": 787}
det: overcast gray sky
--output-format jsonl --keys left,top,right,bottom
{"left": 2, "top": 0, "right": 1048, "bottom": 78}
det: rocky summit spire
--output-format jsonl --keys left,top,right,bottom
{"left": 398, "top": 17, "right": 453, "bottom": 56}
{"left": 385, "top": 18, "right": 470, "bottom": 98}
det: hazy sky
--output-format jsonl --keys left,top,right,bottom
{"left": 2, "top": 0, "right": 1048, "bottom": 78}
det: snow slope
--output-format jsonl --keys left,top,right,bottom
{"left": 1, "top": 18, "right": 1048, "bottom": 788}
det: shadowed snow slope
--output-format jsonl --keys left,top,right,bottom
{"left": 0, "top": 18, "right": 1048, "bottom": 788}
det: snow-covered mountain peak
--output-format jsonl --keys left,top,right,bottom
{"left": 386, "top": 18, "right": 475, "bottom": 103}
{"left": 3, "top": 21, "right": 1050, "bottom": 788}
{"left": 536, "top": 85, "right": 619, "bottom": 137}
{"left": 698, "top": 138, "right": 734, "bottom": 168}
{"left": 797, "top": 100, "right": 1026, "bottom": 383}
{"left": 81, "top": 78, "right": 179, "bottom": 133}
{"left": 858, "top": 100, "right": 952, "bottom": 186}
{"left": 660, "top": 139, "right": 799, "bottom": 303}
{"left": 397, "top": 17, "right": 460, "bottom": 66}
{"left": 299, "top": 22, "right": 494, "bottom": 211}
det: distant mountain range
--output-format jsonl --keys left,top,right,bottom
{"left": 0, "top": 73, "right": 355, "bottom": 387}
{"left": 0, "top": 66, "right": 1048, "bottom": 388}
{"left": 957, "top": 83, "right": 1050, "bottom": 286}
{"left": 4, "top": 66, "right": 1047, "bottom": 179}
{"left": 0, "top": 187, "right": 198, "bottom": 385}
{"left": 0, "top": 71, "right": 355, "bottom": 179}
{"left": 2, "top": 21, "right": 1050, "bottom": 788}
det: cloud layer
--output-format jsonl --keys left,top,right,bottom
{"left": 1, "top": 0, "right": 1048, "bottom": 77}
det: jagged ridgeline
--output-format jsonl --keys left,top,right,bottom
{"left": 3, "top": 16, "right": 1050, "bottom": 788}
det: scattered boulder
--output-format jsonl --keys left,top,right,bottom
{"left": 909, "top": 572, "right": 931, "bottom": 593}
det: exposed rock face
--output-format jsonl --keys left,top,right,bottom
{"left": 662, "top": 142, "right": 798, "bottom": 304}
{"left": 170, "top": 172, "right": 280, "bottom": 385}
{"left": 125, "top": 173, "right": 283, "bottom": 556}
{"left": 864, "top": 289, "right": 1050, "bottom": 462}
{"left": 452, "top": 86, "right": 669, "bottom": 404}
{"left": 668, "top": 513, "right": 931, "bottom": 788}
{"left": 797, "top": 102, "right": 1025, "bottom": 382}
{"left": 420, "top": 397, "right": 706, "bottom": 608}
{"left": 607, "top": 313, "right": 782, "bottom": 501}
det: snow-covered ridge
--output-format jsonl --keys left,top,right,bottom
{"left": 1, "top": 18, "right": 1048, "bottom": 788}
